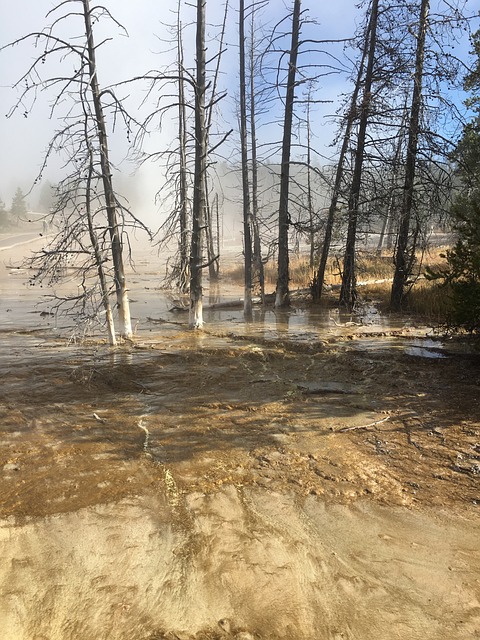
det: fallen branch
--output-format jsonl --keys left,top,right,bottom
{"left": 337, "top": 415, "right": 390, "bottom": 432}
{"left": 147, "top": 316, "right": 185, "bottom": 325}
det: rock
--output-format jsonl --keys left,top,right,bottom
{"left": 296, "top": 381, "right": 356, "bottom": 395}
{"left": 3, "top": 463, "right": 20, "bottom": 472}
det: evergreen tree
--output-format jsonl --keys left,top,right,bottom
{"left": 426, "top": 189, "right": 480, "bottom": 334}
{"left": 36, "top": 181, "right": 55, "bottom": 214}
{"left": 10, "top": 187, "right": 28, "bottom": 222}
{"left": 0, "top": 198, "right": 8, "bottom": 227}
{"left": 426, "top": 31, "right": 480, "bottom": 334}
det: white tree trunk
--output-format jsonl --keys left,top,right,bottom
{"left": 189, "top": 0, "right": 207, "bottom": 329}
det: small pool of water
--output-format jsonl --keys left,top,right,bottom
{"left": 404, "top": 338, "right": 449, "bottom": 359}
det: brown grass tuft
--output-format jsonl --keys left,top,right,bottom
{"left": 221, "top": 247, "right": 453, "bottom": 323}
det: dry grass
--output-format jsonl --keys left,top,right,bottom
{"left": 361, "top": 279, "right": 452, "bottom": 322}
{"left": 221, "top": 247, "right": 453, "bottom": 323}
{"left": 406, "top": 281, "right": 453, "bottom": 322}
{"left": 361, "top": 248, "right": 452, "bottom": 322}
{"left": 223, "top": 255, "right": 317, "bottom": 289}
{"left": 356, "top": 253, "right": 394, "bottom": 281}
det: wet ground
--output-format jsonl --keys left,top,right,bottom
{"left": 1, "top": 234, "right": 480, "bottom": 639}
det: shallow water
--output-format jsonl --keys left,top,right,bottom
{"left": 1, "top": 237, "right": 480, "bottom": 640}
{"left": 1, "top": 236, "right": 449, "bottom": 360}
{"left": 404, "top": 337, "right": 449, "bottom": 359}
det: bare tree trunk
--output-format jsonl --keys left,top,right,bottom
{"left": 275, "top": 0, "right": 301, "bottom": 308}
{"left": 82, "top": 0, "right": 132, "bottom": 338}
{"left": 205, "top": 175, "right": 219, "bottom": 281}
{"left": 339, "top": 0, "right": 379, "bottom": 310}
{"left": 249, "top": 5, "right": 265, "bottom": 303}
{"left": 377, "top": 99, "right": 408, "bottom": 256}
{"left": 376, "top": 212, "right": 389, "bottom": 256}
{"left": 84, "top": 135, "right": 116, "bottom": 346}
{"left": 215, "top": 192, "right": 221, "bottom": 261}
{"left": 386, "top": 211, "right": 396, "bottom": 251}
{"left": 239, "top": 0, "right": 253, "bottom": 319}
{"left": 312, "top": 7, "right": 373, "bottom": 303}
{"left": 390, "top": 0, "right": 429, "bottom": 310}
{"left": 177, "top": 8, "right": 190, "bottom": 293}
{"left": 189, "top": 0, "right": 207, "bottom": 328}
{"left": 203, "top": 0, "right": 228, "bottom": 286}
{"left": 305, "top": 91, "right": 315, "bottom": 269}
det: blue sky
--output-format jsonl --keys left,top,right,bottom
{"left": 0, "top": 0, "right": 361, "bottom": 213}
{"left": 0, "top": 0, "right": 477, "bottom": 220}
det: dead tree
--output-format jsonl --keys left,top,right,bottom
{"left": 239, "top": 0, "right": 254, "bottom": 318}
{"left": 339, "top": 0, "right": 379, "bottom": 310}
{"left": 84, "top": 132, "right": 117, "bottom": 346}
{"left": 376, "top": 99, "right": 409, "bottom": 256}
{"left": 204, "top": 172, "right": 220, "bottom": 281}
{"left": 249, "top": 8, "right": 266, "bottom": 303}
{"left": 203, "top": 1, "right": 230, "bottom": 285}
{"left": 177, "top": 8, "right": 190, "bottom": 292}
{"left": 236, "top": 0, "right": 269, "bottom": 304}
{"left": 189, "top": 0, "right": 208, "bottom": 328}
{"left": 135, "top": 1, "right": 230, "bottom": 316}
{"left": 312, "top": 12, "right": 372, "bottom": 303}
{"left": 305, "top": 90, "right": 316, "bottom": 269}
{"left": 390, "top": 0, "right": 429, "bottom": 310}
{"left": 3, "top": 0, "right": 143, "bottom": 342}
{"left": 275, "top": 0, "right": 302, "bottom": 308}
{"left": 82, "top": 0, "right": 133, "bottom": 337}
